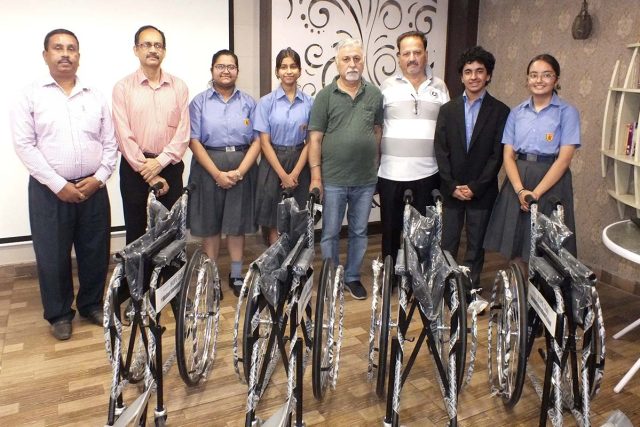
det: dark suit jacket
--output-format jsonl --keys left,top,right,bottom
{"left": 434, "top": 92, "right": 510, "bottom": 210}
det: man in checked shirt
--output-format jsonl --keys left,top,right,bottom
{"left": 12, "top": 29, "right": 118, "bottom": 340}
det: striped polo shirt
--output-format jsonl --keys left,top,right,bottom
{"left": 379, "top": 69, "right": 449, "bottom": 181}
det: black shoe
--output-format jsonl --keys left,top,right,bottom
{"left": 229, "top": 275, "right": 243, "bottom": 297}
{"left": 51, "top": 319, "right": 72, "bottom": 340}
{"left": 82, "top": 309, "right": 104, "bottom": 326}
{"left": 345, "top": 280, "right": 367, "bottom": 300}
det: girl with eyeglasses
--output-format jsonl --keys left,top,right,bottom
{"left": 484, "top": 53, "right": 579, "bottom": 262}
{"left": 187, "top": 49, "right": 260, "bottom": 298}
{"left": 254, "top": 48, "right": 313, "bottom": 245}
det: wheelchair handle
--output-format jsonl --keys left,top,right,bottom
{"left": 524, "top": 194, "right": 537, "bottom": 207}
{"left": 548, "top": 195, "right": 563, "bottom": 209}
{"left": 150, "top": 181, "right": 164, "bottom": 195}
{"left": 281, "top": 189, "right": 293, "bottom": 200}
{"left": 431, "top": 188, "right": 443, "bottom": 204}
{"left": 403, "top": 189, "right": 413, "bottom": 205}
{"left": 309, "top": 187, "right": 321, "bottom": 205}
{"left": 183, "top": 182, "right": 196, "bottom": 194}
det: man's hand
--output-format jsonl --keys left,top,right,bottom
{"left": 452, "top": 185, "right": 472, "bottom": 201}
{"left": 140, "top": 158, "right": 163, "bottom": 182}
{"left": 148, "top": 176, "right": 169, "bottom": 196}
{"left": 75, "top": 177, "right": 102, "bottom": 200}
{"left": 309, "top": 178, "right": 323, "bottom": 201}
{"left": 57, "top": 182, "right": 86, "bottom": 203}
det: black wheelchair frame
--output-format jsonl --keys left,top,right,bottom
{"left": 232, "top": 189, "right": 344, "bottom": 427}
{"left": 488, "top": 197, "right": 605, "bottom": 427}
{"left": 103, "top": 184, "right": 220, "bottom": 426}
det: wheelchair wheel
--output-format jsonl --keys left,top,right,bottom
{"left": 587, "top": 287, "right": 606, "bottom": 398}
{"left": 242, "top": 272, "right": 279, "bottom": 391}
{"left": 560, "top": 286, "right": 606, "bottom": 407}
{"left": 488, "top": 263, "right": 527, "bottom": 407}
{"left": 375, "top": 255, "right": 393, "bottom": 398}
{"left": 312, "top": 258, "right": 336, "bottom": 399}
{"left": 104, "top": 265, "right": 147, "bottom": 384}
{"left": 433, "top": 272, "right": 467, "bottom": 393}
{"left": 176, "top": 248, "right": 220, "bottom": 386}
{"left": 232, "top": 269, "right": 255, "bottom": 382}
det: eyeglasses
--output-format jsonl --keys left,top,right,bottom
{"left": 411, "top": 93, "right": 419, "bottom": 115}
{"left": 213, "top": 64, "right": 238, "bottom": 72}
{"left": 137, "top": 42, "right": 165, "bottom": 50}
{"left": 527, "top": 72, "right": 556, "bottom": 81}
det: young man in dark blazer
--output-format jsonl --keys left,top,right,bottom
{"left": 434, "top": 46, "right": 510, "bottom": 295}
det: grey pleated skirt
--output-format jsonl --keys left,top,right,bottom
{"left": 255, "top": 145, "right": 310, "bottom": 228}
{"left": 188, "top": 149, "right": 257, "bottom": 237}
{"left": 483, "top": 159, "right": 577, "bottom": 262}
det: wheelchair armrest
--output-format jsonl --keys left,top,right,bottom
{"left": 292, "top": 247, "right": 314, "bottom": 276}
{"left": 152, "top": 240, "right": 186, "bottom": 266}
{"left": 530, "top": 255, "right": 563, "bottom": 287}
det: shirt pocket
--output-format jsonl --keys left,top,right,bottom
{"left": 81, "top": 112, "right": 103, "bottom": 140}
{"left": 167, "top": 107, "right": 180, "bottom": 128}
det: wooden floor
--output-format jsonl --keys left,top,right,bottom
{"left": 1, "top": 234, "right": 639, "bottom": 426}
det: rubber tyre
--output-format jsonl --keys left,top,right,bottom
{"left": 313, "top": 258, "right": 334, "bottom": 399}
{"left": 376, "top": 255, "right": 393, "bottom": 398}
{"left": 176, "top": 248, "right": 219, "bottom": 386}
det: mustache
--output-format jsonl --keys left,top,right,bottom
{"left": 407, "top": 61, "right": 419, "bottom": 67}
{"left": 146, "top": 53, "right": 159, "bottom": 59}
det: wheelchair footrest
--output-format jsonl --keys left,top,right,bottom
{"left": 110, "top": 384, "right": 154, "bottom": 427}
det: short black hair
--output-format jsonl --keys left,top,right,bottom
{"left": 44, "top": 29, "right": 79, "bottom": 51}
{"left": 457, "top": 46, "right": 496, "bottom": 82}
{"left": 275, "top": 47, "right": 301, "bottom": 69}
{"left": 134, "top": 25, "right": 166, "bottom": 48}
{"left": 396, "top": 31, "right": 427, "bottom": 51}
{"left": 210, "top": 49, "right": 239, "bottom": 68}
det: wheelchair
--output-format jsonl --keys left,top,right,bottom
{"left": 488, "top": 196, "right": 606, "bottom": 426}
{"left": 367, "top": 189, "right": 485, "bottom": 426}
{"left": 232, "top": 189, "right": 345, "bottom": 426}
{"left": 103, "top": 183, "right": 220, "bottom": 426}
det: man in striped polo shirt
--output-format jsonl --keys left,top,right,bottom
{"left": 378, "top": 31, "right": 449, "bottom": 266}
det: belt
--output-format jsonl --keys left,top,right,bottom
{"left": 68, "top": 175, "right": 92, "bottom": 184}
{"left": 272, "top": 143, "right": 304, "bottom": 153}
{"left": 206, "top": 145, "right": 249, "bottom": 152}
{"left": 517, "top": 152, "right": 556, "bottom": 164}
{"left": 143, "top": 152, "right": 158, "bottom": 158}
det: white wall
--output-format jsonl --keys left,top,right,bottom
{"left": 0, "top": 0, "right": 230, "bottom": 265}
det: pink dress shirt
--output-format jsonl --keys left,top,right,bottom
{"left": 11, "top": 76, "right": 118, "bottom": 194}
{"left": 112, "top": 69, "right": 190, "bottom": 171}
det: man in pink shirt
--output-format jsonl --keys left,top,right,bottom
{"left": 12, "top": 29, "right": 118, "bottom": 340}
{"left": 112, "top": 25, "right": 190, "bottom": 243}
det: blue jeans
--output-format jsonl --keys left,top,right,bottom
{"left": 321, "top": 183, "right": 376, "bottom": 283}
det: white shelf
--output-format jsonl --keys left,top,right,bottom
{"left": 601, "top": 43, "right": 640, "bottom": 219}
{"left": 610, "top": 87, "right": 640, "bottom": 93}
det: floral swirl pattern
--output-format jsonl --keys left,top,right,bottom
{"left": 272, "top": 0, "right": 448, "bottom": 94}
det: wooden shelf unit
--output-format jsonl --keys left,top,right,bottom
{"left": 601, "top": 42, "right": 640, "bottom": 218}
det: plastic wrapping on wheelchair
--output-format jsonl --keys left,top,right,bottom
{"left": 531, "top": 210, "right": 597, "bottom": 326}
{"left": 252, "top": 233, "right": 292, "bottom": 307}
{"left": 399, "top": 205, "right": 454, "bottom": 321}
{"left": 276, "top": 197, "right": 314, "bottom": 244}
{"left": 252, "top": 197, "right": 315, "bottom": 307}
{"left": 118, "top": 196, "right": 187, "bottom": 302}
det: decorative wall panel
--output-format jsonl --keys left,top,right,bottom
{"left": 271, "top": 0, "right": 449, "bottom": 94}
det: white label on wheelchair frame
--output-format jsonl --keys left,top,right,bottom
{"left": 155, "top": 265, "right": 186, "bottom": 310}
{"left": 527, "top": 282, "right": 557, "bottom": 333}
